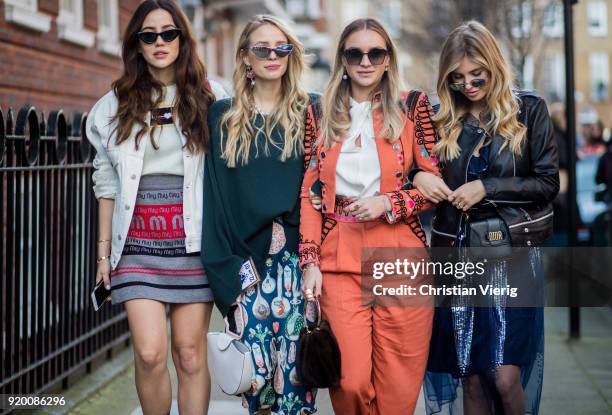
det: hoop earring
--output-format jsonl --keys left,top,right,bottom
{"left": 246, "top": 64, "right": 255, "bottom": 86}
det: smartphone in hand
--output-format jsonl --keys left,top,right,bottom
{"left": 91, "top": 280, "right": 111, "bottom": 311}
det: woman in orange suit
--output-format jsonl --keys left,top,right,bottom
{"left": 298, "top": 18, "right": 449, "bottom": 415}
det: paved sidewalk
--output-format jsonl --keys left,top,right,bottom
{"left": 52, "top": 308, "right": 611, "bottom": 415}
{"left": 61, "top": 308, "right": 337, "bottom": 415}
{"left": 539, "top": 308, "right": 612, "bottom": 414}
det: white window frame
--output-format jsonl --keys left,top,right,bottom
{"left": 589, "top": 52, "right": 610, "bottom": 102}
{"left": 306, "top": 0, "right": 321, "bottom": 19}
{"left": 57, "top": 0, "right": 95, "bottom": 48}
{"left": 511, "top": 2, "right": 532, "bottom": 39}
{"left": 97, "top": 0, "right": 121, "bottom": 57}
{"left": 4, "top": 0, "right": 51, "bottom": 32}
{"left": 342, "top": 0, "right": 368, "bottom": 26}
{"left": 544, "top": 53, "right": 566, "bottom": 101}
{"left": 286, "top": 0, "right": 306, "bottom": 17}
{"left": 379, "top": 0, "right": 402, "bottom": 39}
{"left": 7, "top": 0, "right": 36, "bottom": 11}
{"left": 523, "top": 55, "right": 535, "bottom": 91}
{"left": 587, "top": 1, "right": 608, "bottom": 37}
{"left": 59, "top": 0, "right": 84, "bottom": 29}
{"left": 543, "top": 1, "right": 563, "bottom": 38}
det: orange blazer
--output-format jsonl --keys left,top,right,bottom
{"left": 298, "top": 91, "right": 441, "bottom": 268}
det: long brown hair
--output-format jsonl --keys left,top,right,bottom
{"left": 220, "top": 15, "right": 309, "bottom": 167}
{"left": 433, "top": 21, "right": 526, "bottom": 161}
{"left": 320, "top": 18, "right": 404, "bottom": 148}
{"left": 111, "top": 0, "right": 214, "bottom": 153}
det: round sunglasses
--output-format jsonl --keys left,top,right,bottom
{"left": 343, "top": 47, "right": 389, "bottom": 66}
{"left": 137, "top": 28, "right": 182, "bottom": 44}
{"left": 449, "top": 78, "right": 487, "bottom": 91}
{"left": 249, "top": 44, "right": 294, "bottom": 60}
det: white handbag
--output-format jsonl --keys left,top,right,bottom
{"left": 207, "top": 306, "right": 253, "bottom": 395}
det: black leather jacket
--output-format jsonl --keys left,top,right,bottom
{"left": 431, "top": 91, "right": 560, "bottom": 247}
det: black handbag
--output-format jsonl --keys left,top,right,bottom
{"left": 465, "top": 214, "right": 512, "bottom": 260}
{"left": 296, "top": 299, "right": 341, "bottom": 389}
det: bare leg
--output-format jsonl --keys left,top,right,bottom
{"left": 463, "top": 374, "right": 492, "bottom": 415}
{"left": 125, "top": 299, "right": 172, "bottom": 415}
{"left": 495, "top": 365, "right": 525, "bottom": 415}
{"left": 170, "top": 302, "right": 214, "bottom": 415}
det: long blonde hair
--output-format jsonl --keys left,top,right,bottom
{"left": 433, "top": 21, "right": 527, "bottom": 162}
{"left": 220, "top": 15, "right": 309, "bottom": 167}
{"left": 320, "top": 18, "right": 404, "bottom": 148}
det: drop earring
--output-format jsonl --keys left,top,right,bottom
{"left": 246, "top": 64, "right": 255, "bottom": 86}
{"left": 342, "top": 70, "right": 348, "bottom": 80}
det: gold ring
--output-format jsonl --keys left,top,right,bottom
{"left": 304, "top": 288, "right": 313, "bottom": 295}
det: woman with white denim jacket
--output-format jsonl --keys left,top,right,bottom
{"left": 86, "top": 1, "right": 227, "bottom": 414}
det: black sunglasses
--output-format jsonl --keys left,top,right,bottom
{"left": 343, "top": 47, "right": 389, "bottom": 66}
{"left": 137, "top": 28, "right": 182, "bottom": 44}
{"left": 449, "top": 78, "right": 487, "bottom": 91}
{"left": 249, "top": 44, "right": 294, "bottom": 59}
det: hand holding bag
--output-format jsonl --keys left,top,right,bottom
{"left": 207, "top": 305, "right": 253, "bottom": 395}
{"left": 296, "top": 298, "right": 341, "bottom": 389}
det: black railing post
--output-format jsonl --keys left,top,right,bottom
{"left": 564, "top": 0, "right": 580, "bottom": 339}
{"left": 0, "top": 104, "right": 129, "bottom": 409}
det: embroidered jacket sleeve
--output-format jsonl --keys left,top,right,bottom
{"left": 385, "top": 92, "right": 441, "bottom": 224}
{"left": 298, "top": 105, "right": 322, "bottom": 269}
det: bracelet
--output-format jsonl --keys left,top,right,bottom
{"left": 97, "top": 239, "right": 111, "bottom": 244}
{"left": 383, "top": 195, "right": 393, "bottom": 212}
{"left": 303, "top": 263, "right": 317, "bottom": 271}
{"left": 97, "top": 255, "right": 111, "bottom": 263}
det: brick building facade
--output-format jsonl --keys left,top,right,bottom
{"left": 0, "top": 0, "right": 140, "bottom": 115}
{"left": 0, "top": 0, "right": 331, "bottom": 113}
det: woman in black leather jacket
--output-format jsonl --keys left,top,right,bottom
{"left": 413, "top": 22, "right": 558, "bottom": 415}
{"left": 424, "top": 89, "right": 558, "bottom": 249}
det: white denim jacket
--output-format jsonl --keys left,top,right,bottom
{"left": 86, "top": 81, "right": 228, "bottom": 270}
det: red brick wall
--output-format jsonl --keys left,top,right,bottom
{"left": 84, "top": 0, "right": 98, "bottom": 31}
{"left": 0, "top": 0, "right": 140, "bottom": 116}
{"left": 38, "top": 0, "right": 59, "bottom": 16}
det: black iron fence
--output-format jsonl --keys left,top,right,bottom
{"left": 0, "top": 105, "right": 130, "bottom": 412}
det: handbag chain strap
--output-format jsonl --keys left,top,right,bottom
{"left": 302, "top": 298, "right": 322, "bottom": 333}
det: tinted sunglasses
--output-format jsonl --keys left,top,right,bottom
{"left": 449, "top": 78, "right": 487, "bottom": 91}
{"left": 250, "top": 44, "right": 294, "bottom": 59}
{"left": 137, "top": 28, "right": 182, "bottom": 44}
{"left": 343, "top": 47, "right": 389, "bottom": 66}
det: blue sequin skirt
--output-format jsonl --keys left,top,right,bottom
{"left": 424, "top": 248, "right": 545, "bottom": 414}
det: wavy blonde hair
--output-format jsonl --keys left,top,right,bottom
{"left": 320, "top": 18, "right": 404, "bottom": 148}
{"left": 220, "top": 15, "right": 309, "bottom": 167}
{"left": 433, "top": 20, "right": 527, "bottom": 162}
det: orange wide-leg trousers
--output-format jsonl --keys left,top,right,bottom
{"left": 319, "top": 220, "right": 434, "bottom": 415}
